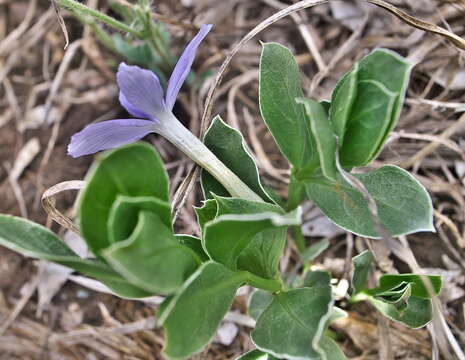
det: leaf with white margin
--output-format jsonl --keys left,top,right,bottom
{"left": 201, "top": 115, "right": 274, "bottom": 203}
{"left": 0, "top": 215, "right": 152, "bottom": 298}
{"left": 161, "top": 261, "right": 246, "bottom": 359}
{"left": 306, "top": 166, "right": 434, "bottom": 238}
{"left": 251, "top": 285, "right": 333, "bottom": 360}
{"left": 203, "top": 207, "right": 301, "bottom": 275}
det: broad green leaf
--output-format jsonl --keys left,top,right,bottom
{"left": 215, "top": 196, "right": 280, "bottom": 215}
{"left": 201, "top": 115, "right": 274, "bottom": 202}
{"left": 339, "top": 49, "right": 412, "bottom": 166}
{"left": 79, "top": 142, "right": 169, "bottom": 255}
{"left": 376, "top": 274, "right": 442, "bottom": 299}
{"left": 301, "top": 239, "right": 330, "bottom": 263}
{"left": 297, "top": 98, "right": 338, "bottom": 182}
{"left": 370, "top": 296, "right": 433, "bottom": 328}
{"left": 306, "top": 166, "right": 434, "bottom": 238}
{"left": 357, "top": 49, "right": 412, "bottom": 143}
{"left": 303, "top": 270, "right": 331, "bottom": 288}
{"left": 259, "top": 42, "right": 317, "bottom": 169}
{"left": 318, "top": 337, "right": 348, "bottom": 360}
{"left": 0, "top": 215, "right": 151, "bottom": 298}
{"left": 107, "top": 195, "right": 171, "bottom": 244}
{"left": 236, "top": 350, "right": 280, "bottom": 360}
{"left": 248, "top": 289, "right": 273, "bottom": 320}
{"left": 203, "top": 206, "right": 301, "bottom": 278}
{"left": 103, "top": 211, "right": 200, "bottom": 294}
{"left": 161, "top": 261, "right": 246, "bottom": 359}
{"left": 329, "top": 63, "right": 359, "bottom": 140}
{"left": 339, "top": 80, "right": 397, "bottom": 166}
{"left": 194, "top": 199, "right": 218, "bottom": 234}
{"left": 204, "top": 197, "right": 289, "bottom": 279}
{"left": 351, "top": 250, "right": 373, "bottom": 294}
{"left": 239, "top": 339, "right": 347, "bottom": 360}
{"left": 252, "top": 286, "right": 333, "bottom": 359}
{"left": 176, "top": 234, "right": 209, "bottom": 262}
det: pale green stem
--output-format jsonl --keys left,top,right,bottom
{"left": 56, "top": 0, "right": 143, "bottom": 38}
{"left": 155, "top": 113, "right": 263, "bottom": 202}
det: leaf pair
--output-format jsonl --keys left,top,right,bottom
{"left": 351, "top": 250, "right": 442, "bottom": 328}
{"left": 78, "top": 142, "right": 201, "bottom": 296}
{"left": 163, "top": 117, "right": 302, "bottom": 359}
{"left": 259, "top": 42, "right": 433, "bottom": 239}
{"left": 196, "top": 196, "right": 300, "bottom": 280}
{"left": 330, "top": 50, "right": 412, "bottom": 167}
{"left": 200, "top": 115, "right": 300, "bottom": 280}
{"left": 0, "top": 215, "right": 153, "bottom": 298}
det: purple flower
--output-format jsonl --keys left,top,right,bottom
{"left": 68, "top": 24, "right": 213, "bottom": 158}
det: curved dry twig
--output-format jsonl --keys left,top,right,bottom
{"left": 41, "top": 180, "right": 84, "bottom": 234}
{"left": 367, "top": 0, "right": 465, "bottom": 50}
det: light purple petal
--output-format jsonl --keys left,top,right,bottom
{"left": 119, "top": 92, "right": 150, "bottom": 119}
{"left": 165, "top": 24, "right": 213, "bottom": 110}
{"left": 68, "top": 119, "right": 156, "bottom": 158}
{"left": 117, "top": 63, "right": 166, "bottom": 119}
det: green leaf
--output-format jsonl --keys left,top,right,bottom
{"left": 79, "top": 143, "right": 169, "bottom": 255}
{"left": 252, "top": 286, "right": 333, "bottom": 359}
{"left": 376, "top": 274, "right": 442, "bottom": 299}
{"left": 103, "top": 211, "right": 200, "bottom": 295}
{"left": 202, "top": 197, "right": 289, "bottom": 279}
{"left": 194, "top": 199, "right": 218, "bottom": 234}
{"left": 297, "top": 98, "right": 338, "bottom": 182}
{"left": 306, "top": 166, "right": 434, "bottom": 238}
{"left": 351, "top": 250, "right": 373, "bottom": 294}
{"left": 0, "top": 215, "right": 152, "bottom": 298}
{"left": 161, "top": 261, "right": 246, "bottom": 359}
{"left": 176, "top": 234, "right": 209, "bottom": 262}
{"left": 329, "top": 63, "right": 359, "bottom": 140}
{"left": 248, "top": 289, "right": 273, "bottom": 321}
{"left": 203, "top": 205, "right": 301, "bottom": 278}
{"left": 370, "top": 296, "right": 433, "bottom": 328}
{"left": 338, "top": 49, "right": 412, "bottom": 166}
{"left": 236, "top": 350, "right": 280, "bottom": 360}
{"left": 339, "top": 80, "right": 397, "bottom": 166}
{"left": 301, "top": 239, "right": 330, "bottom": 263}
{"left": 373, "top": 282, "right": 412, "bottom": 311}
{"left": 303, "top": 270, "right": 331, "bottom": 288}
{"left": 108, "top": 195, "right": 172, "bottom": 244}
{"left": 259, "top": 42, "right": 317, "bottom": 169}
{"left": 201, "top": 115, "right": 274, "bottom": 203}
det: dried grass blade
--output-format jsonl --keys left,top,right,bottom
{"left": 367, "top": 0, "right": 465, "bottom": 50}
{"left": 41, "top": 180, "right": 84, "bottom": 234}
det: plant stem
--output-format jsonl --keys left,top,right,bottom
{"left": 155, "top": 114, "right": 263, "bottom": 202}
{"left": 56, "top": 0, "right": 143, "bottom": 38}
{"left": 68, "top": 8, "right": 117, "bottom": 52}
{"left": 245, "top": 272, "right": 283, "bottom": 293}
{"left": 292, "top": 225, "right": 306, "bottom": 252}
{"left": 287, "top": 178, "right": 306, "bottom": 251}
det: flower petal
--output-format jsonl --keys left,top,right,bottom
{"left": 68, "top": 119, "right": 155, "bottom": 158}
{"left": 117, "top": 63, "right": 166, "bottom": 119}
{"left": 165, "top": 24, "right": 213, "bottom": 110}
{"left": 119, "top": 92, "right": 150, "bottom": 119}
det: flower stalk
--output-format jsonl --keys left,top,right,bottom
{"left": 55, "top": 0, "right": 143, "bottom": 38}
{"left": 155, "top": 114, "right": 263, "bottom": 202}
